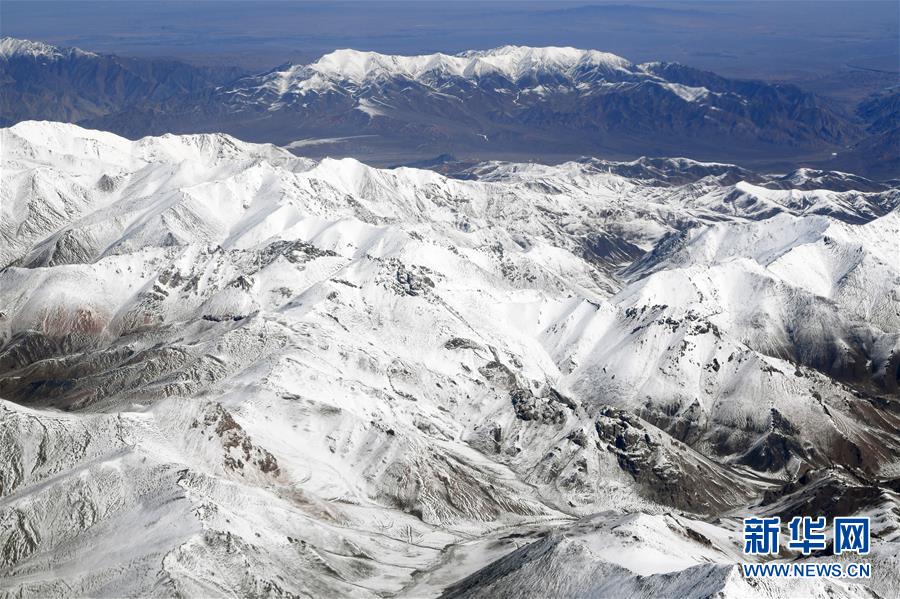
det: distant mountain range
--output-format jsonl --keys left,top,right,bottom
{"left": 0, "top": 38, "right": 242, "bottom": 125}
{"left": 2, "top": 37, "right": 896, "bottom": 178}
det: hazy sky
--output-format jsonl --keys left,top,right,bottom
{"left": 2, "top": 1, "right": 897, "bottom": 80}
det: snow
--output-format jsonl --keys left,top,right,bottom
{"left": 309, "top": 45, "right": 632, "bottom": 85}
{"left": 238, "top": 45, "right": 639, "bottom": 102}
{"left": 659, "top": 81, "right": 711, "bottom": 102}
{"left": 225, "top": 45, "right": 729, "bottom": 109}
{"left": 1, "top": 122, "right": 897, "bottom": 598}
{"left": 0, "top": 36, "right": 96, "bottom": 59}
{"left": 356, "top": 98, "right": 389, "bottom": 118}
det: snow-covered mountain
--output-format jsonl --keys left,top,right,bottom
{"left": 0, "top": 37, "right": 97, "bottom": 60}
{"left": 1, "top": 122, "right": 898, "bottom": 597}
{"left": 238, "top": 46, "right": 640, "bottom": 94}
{"left": 5, "top": 37, "right": 892, "bottom": 178}
{"left": 167, "top": 45, "right": 864, "bottom": 168}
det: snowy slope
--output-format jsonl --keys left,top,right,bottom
{"left": 242, "top": 46, "right": 637, "bottom": 97}
{"left": 1, "top": 122, "right": 897, "bottom": 598}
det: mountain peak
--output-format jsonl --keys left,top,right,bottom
{"left": 306, "top": 45, "right": 633, "bottom": 84}
{"left": 0, "top": 37, "right": 96, "bottom": 60}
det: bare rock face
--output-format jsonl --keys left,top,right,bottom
{"left": 594, "top": 407, "right": 756, "bottom": 514}
{"left": 510, "top": 388, "right": 573, "bottom": 425}
{"left": 190, "top": 403, "right": 281, "bottom": 477}
{"left": 0, "top": 123, "right": 897, "bottom": 598}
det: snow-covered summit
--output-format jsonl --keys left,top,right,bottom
{"left": 0, "top": 36, "right": 95, "bottom": 60}
{"left": 243, "top": 45, "right": 640, "bottom": 97}
{"left": 307, "top": 45, "right": 633, "bottom": 83}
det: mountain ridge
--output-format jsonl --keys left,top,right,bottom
{"left": 1, "top": 121, "right": 897, "bottom": 597}
{"left": 3, "top": 37, "right": 894, "bottom": 179}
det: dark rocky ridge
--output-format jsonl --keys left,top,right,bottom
{"left": 0, "top": 39, "right": 242, "bottom": 126}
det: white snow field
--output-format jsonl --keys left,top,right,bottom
{"left": 1, "top": 122, "right": 898, "bottom": 598}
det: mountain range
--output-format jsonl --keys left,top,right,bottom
{"left": 2, "top": 37, "right": 897, "bottom": 178}
{"left": 0, "top": 37, "right": 241, "bottom": 126}
{"left": 1, "top": 121, "right": 898, "bottom": 597}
